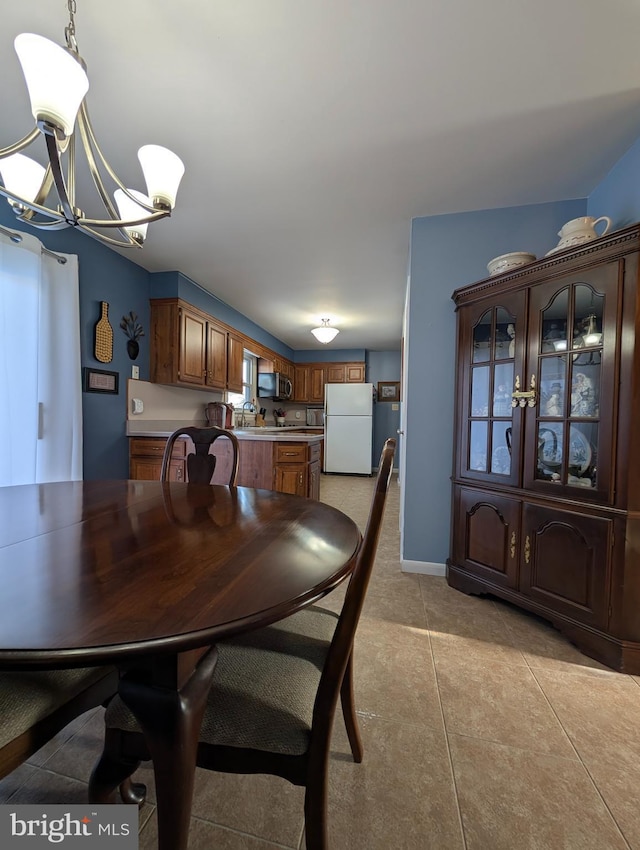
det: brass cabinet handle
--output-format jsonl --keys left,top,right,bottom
{"left": 511, "top": 374, "right": 537, "bottom": 408}
{"left": 510, "top": 532, "right": 516, "bottom": 559}
{"left": 524, "top": 535, "right": 531, "bottom": 564}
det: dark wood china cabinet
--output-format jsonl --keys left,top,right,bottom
{"left": 448, "top": 223, "right": 640, "bottom": 673}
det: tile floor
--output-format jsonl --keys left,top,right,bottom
{"left": 2, "top": 473, "right": 640, "bottom": 849}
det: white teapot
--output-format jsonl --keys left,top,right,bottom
{"left": 549, "top": 216, "right": 612, "bottom": 254}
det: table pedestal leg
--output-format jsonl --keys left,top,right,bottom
{"left": 118, "top": 647, "right": 218, "bottom": 850}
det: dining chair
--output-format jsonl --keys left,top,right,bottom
{"left": 0, "top": 666, "right": 118, "bottom": 781}
{"left": 161, "top": 426, "right": 240, "bottom": 484}
{"left": 89, "top": 438, "right": 396, "bottom": 850}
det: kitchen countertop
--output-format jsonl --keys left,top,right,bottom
{"left": 127, "top": 420, "right": 323, "bottom": 442}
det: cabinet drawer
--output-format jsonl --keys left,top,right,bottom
{"left": 130, "top": 437, "right": 186, "bottom": 458}
{"left": 275, "top": 443, "right": 307, "bottom": 463}
{"left": 308, "top": 442, "right": 321, "bottom": 463}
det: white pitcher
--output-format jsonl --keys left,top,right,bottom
{"left": 555, "top": 215, "right": 612, "bottom": 250}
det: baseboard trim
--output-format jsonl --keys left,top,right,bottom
{"left": 401, "top": 559, "right": 446, "bottom": 576}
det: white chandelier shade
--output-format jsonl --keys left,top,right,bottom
{"left": 114, "top": 189, "right": 152, "bottom": 244}
{"left": 0, "top": 153, "right": 46, "bottom": 207}
{"left": 15, "top": 33, "right": 89, "bottom": 138}
{"left": 311, "top": 319, "right": 340, "bottom": 344}
{"left": 138, "top": 145, "right": 185, "bottom": 211}
{"left": 0, "top": 4, "right": 184, "bottom": 249}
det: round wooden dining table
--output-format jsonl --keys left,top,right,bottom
{"left": 0, "top": 480, "right": 362, "bottom": 850}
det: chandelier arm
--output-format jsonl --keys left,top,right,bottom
{"left": 0, "top": 186, "right": 67, "bottom": 224}
{"left": 77, "top": 223, "right": 142, "bottom": 248}
{"left": 44, "top": 132, "right": 76, "bottom": 223}
{"left": 0, "top": 128, "right": 41, "bottom": 158}
{"left": 76, "top": 106, "right": 121, "bottom": 220}
{"left": 78, "top": 209, "right": 168, "bottom": 229}
{"left": 79, "top": 104, "right": 161, "bottom": 215}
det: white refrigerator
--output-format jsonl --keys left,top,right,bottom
{"left": 324, "top": 383, "right": 373, "bottom": 474}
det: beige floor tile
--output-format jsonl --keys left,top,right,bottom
{"left": 25, "top": 706, "right": 101, "bottom": 767}
{"left": 38, "top": 708, "right": 108, "bottom": 782}
{"left": 449, "top": 734, "right": 629, "bottom": 850}
{"left": 362, "top": 587, "right": 428, "bottom": 629}
{"left": 325, "top": 715, "right": 465, "bottom": 850}
{"left": 189, "top": 769, "right": 305, "bottom": 847}
{"left": 496, "top": 601, "right": 619, "bottom": 676}
{"left": 139, "top": 810, "right": 286, "bottom": 850}
{"left": 5, "top": 769, "right": 91, "bottom": 805}
{"left": 0, "top": 762, "right": 37, "bottom": 803}
{"left": 533, "top": 668, "right": 640, "bottom": 775}
{"left": 436, "top": 657, "right": 575, "bottom": 757}
{"left": 352, "top": 619, "right": 442, "bottom": 728}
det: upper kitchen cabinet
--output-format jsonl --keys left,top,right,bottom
{"left": 151, "top": 299, "right": 238, "bottom": 392}
{"left": 293, "top": 362, "right": 366, "bottom": 402}
{"left": 448, "top": 224, "right": 640, "bottom": 673}
{"left": 226, "top": 332, "right": 244, "bottom": 393}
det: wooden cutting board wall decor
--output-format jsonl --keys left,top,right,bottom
{"left": 94, "top": 301, "right": 114, "bottom": 363}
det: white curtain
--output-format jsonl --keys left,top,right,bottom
{"left": 0, "top": 231, "right": 82, "bottom": 485}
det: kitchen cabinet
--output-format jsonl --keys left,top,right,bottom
{"left": 293, "top": 366, "right": 310, "bottom": 402}
{"left": 293, "top": 362, "right": 366, "bottom": 403}
{"left": 309, "top": 366, "right": 325, "bottom": 403}
{"left": 129, "top": 437, "right": 186, "bottom": 481}
{"left": 448, "top": 224, "right": 640, "bottom": 672}
{"left": 227, "top": 332, "right": 244, "bottom": 393}
{"left": 130, "top": 434, "right": 323, "bottom": 499}
{"left": 151, "top": 299, "right": 241, "bottom": 393}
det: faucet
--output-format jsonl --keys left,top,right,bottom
{"left": 240, "top": 401, "right": 256, "bottom": 428}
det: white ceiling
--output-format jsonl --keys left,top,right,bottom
{"left": 2, "top": 0, "right": 640, "bottom": 351}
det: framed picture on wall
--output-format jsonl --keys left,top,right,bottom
{"left": 377, "top": 381, "right": 400, "bottom": 402}
{"left": 83, "top": 367, "right": 119, "bottom": 394}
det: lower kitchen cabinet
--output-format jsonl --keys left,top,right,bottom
{"left": 272, "top": 442, "right": 321, "bottom": 498}
{"left": 129, "top": 436, "right": 323, "bottom": 499}
{"left": 129, "top": 437, "right": 186, "bottom": 481}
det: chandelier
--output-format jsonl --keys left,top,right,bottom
{"left": 311, "top": 318, "right": 340, "bottom": 344}
{"left": 0, "top": 0, "right": 184, "bottom": 248}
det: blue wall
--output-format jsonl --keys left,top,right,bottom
{"left": 404, "top": 198, "right": 587, "bottom": 566}
{"left": 368, "top": 350, "right": 401, "bottom": 466}
{"left": 587, "top": 135, "right": 640, "bottom": 226}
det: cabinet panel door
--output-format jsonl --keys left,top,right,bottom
{"left": 453, "top": 487, "right": 521, "bottom": 588}
{"left": 206, "top": 322, "right": 227, "bottom": 388}
{"left": 274, "top": 463, "right": 307, "bottom": 496}
{"left": 309, "top": 460, "right": 320, "bottom": 500}
{"left": 130, "top": 457, "right": 184, "bottom": 482}
{"left": 456, "top": 292, "right": 526, "bottom": 487}
{"left": 520, "top": 503, "right": 612, "bottom": 627}
{"left": 326, "top": 365, "right": 346, "bottom": 383}
{"left": 309, "top": 367, "right": 325, "bottom": 402}
{"left": 346, "top": 364, "right": 365, "bottom": 382}
{"left": 178, "top": 308, "right": 206, "bottom": 385}
{"left": 227, "top": 333, "right": 244, "bottom": 393}
{"left": 294, "top": 366, "right": 309, "bottom": 402}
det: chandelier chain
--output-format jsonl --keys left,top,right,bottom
{"left": 65, "top": 0, "right": 78, "bottom": 52}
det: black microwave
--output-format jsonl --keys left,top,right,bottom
{"left": 257, "top": 372, "right": 293, "bottom": 401}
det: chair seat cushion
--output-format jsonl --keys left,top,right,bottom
{"left": 104, "top": 605, "right": 339, "bottom": 757}
{"left": 0, "top": 667, "right": 114, "bottom": 749}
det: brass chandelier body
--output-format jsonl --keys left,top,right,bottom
{"left": 0, "top": 0, "right": 184, "bottom": 248}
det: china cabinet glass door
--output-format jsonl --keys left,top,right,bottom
{"left": 459, "top": 293, "right": 525, "bottom": 487}
{"left": 524, "top": 265, "right": 618, "bottom": 500}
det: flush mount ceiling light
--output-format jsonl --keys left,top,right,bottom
{"left": 311, "top": 318, "right": 340, "bottom": 344}
{"left": 0, "top": 0, "right": 184, "bottom": 248}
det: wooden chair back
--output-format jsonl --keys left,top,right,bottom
{"left": 160, "top": 426, "right": 240, "bottom": 485}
